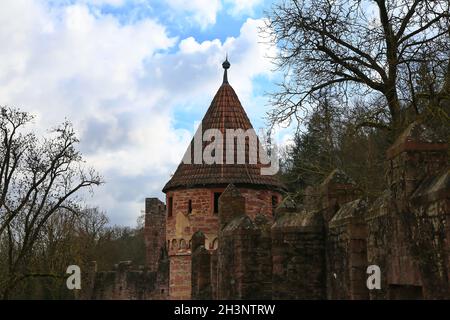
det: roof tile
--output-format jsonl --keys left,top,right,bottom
{"left": 163, "top": 80, "right": 285, "bottom": 192}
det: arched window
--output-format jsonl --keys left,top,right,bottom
{"left": 180, "top": 239, "right": 187, "bottom": 250}
{"left": 171, "top": 239, "right": 178, "bottom": 250}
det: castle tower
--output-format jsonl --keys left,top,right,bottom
{"left": 144, "top": 198, "right": 166, "bottom": 272}
{"left": 162, "top": 58, "right": 285, "bottom": 299}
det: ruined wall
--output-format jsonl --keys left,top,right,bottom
{"left": 144, "top": 198, "right": 166, "bottom": 272}
{"left": 210, "top": 250, "right": 218, "bottom": 299}
{"left": 254, "top": 214, "right": 273, "bottom": 300}
{"left": 191, "top": 231, "right": 212, "bottom": 300}
{"left": 218, "top": 216, "right": 259, "bottom": 299}
{"left": 215, "top": 185, "right": 273, "bottom": 300}
{"left": 407, "top": 171, "right": 450, "bottom": 299}
{"left": 169, "top": 254, "right": 191, "bottom": 300}
{"left": 380, "top": 123, "right": 449, "bottom": 299}
{"left": 316, "top": 169, "right": 361, "bottom": 222}
{"left": 143, "top": 198, "right": 169, "bottom": 299}
{"left": 271, "top": 209, "right": 326, "bottom": 299}
{"left": 80, "top": 197, "right": 169, "bottom": 300}
{"left": 81, "top": 261, "right": 168, "bottom": 300}
{"left": 84, "top": 123, "right": 449, "bottom": 300}
{"left": 188, "top": 137, "right": 448, "bottom": 301}
{"left": 192, "top": 124, "right": 450, "bottom": 300}
{"left": 365, "top": 192, "right": 392, "bottom": 299}
{"left": 327, "top": 199, "right": 369, "bottom": 299}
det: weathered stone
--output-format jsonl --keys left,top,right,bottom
{"left": 83, "top": 108, "right": 450, "bottom": 301}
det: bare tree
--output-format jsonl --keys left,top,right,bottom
{"left": 76, "top": 207, "right": 109, "bottom": 242}
{"left": 264, "top": 0, "right": 450, "bottom": 131}
{"left": 0, "top": 106, "right": 103, "bottom": 299}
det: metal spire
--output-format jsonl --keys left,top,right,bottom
{"left": 222, "top": 54, "right": 230, "bottom": 84}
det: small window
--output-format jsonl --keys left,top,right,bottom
{"left": 168, "top": 197, "right": 173, "bottom": 217}
{"left": 213, "top": 192, "right": 222, "bottom": 214}
{"left": 271, "top": 195, "right": 278, "bottom": 215}
{"left": 188, "top": 200, "right": 192, "bottom": 214}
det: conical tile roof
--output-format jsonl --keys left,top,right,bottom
{"left": 162, "top": 60, "right": 285, "bottom": 192}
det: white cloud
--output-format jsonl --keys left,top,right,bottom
{"left": 0, "top": 1, "right": 277, "bottom": 226}
{"left": 81, "top": 0, "right": 127, "bottom": 6}
{"left": 225, "top": 0, "right": 263, "bottom": 16}
{"left": 165, "top": 0, "right": 222, "bottom": 29}
{"left": 156, "top": 18, "right": 276, "bottom": 104}
{"left": 0, "top": 0, "right": 180, "bottom": 225}
{"left": 163, "top": 0, "right": 265, "bottom": 28}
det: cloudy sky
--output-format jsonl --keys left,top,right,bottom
{"left": 0, "top": 0, "right": 289, "bottom": 226}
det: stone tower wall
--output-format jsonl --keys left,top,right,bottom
{"left": 144, "top": 198, "right": 166, "bottom": 272}
{"left": 165, "top": 186, "right": 281, "bottom": 299}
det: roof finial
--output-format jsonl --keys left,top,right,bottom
{"left": 222, "top": 54, "right": 230, "bottom": 84}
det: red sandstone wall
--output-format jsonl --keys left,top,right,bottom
{"left": 271, "top": 214, "right": 326, "bottom": 299}
{"left": 165, "top": 187, "right": 281, "bottom": 299}
{"left": 327, "top": 220, "right": 369, "bottom": 299}
{"left": 169, "top": 254, "right": 191, "bottom": 300}
{"left": 144, "top": 198, "right": 166, "bottom": 272}
{"left": 166, "top": 188, "right": 280, "bottom": 246}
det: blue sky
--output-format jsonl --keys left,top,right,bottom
{"left": 0, "top": 0, "right": 291, "bottom": 226}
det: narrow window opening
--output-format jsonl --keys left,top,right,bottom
{"left": 188, "top": 200, "right": 192, "bottom": 214}
{"left": 168, "top": 197, "right": 173, "bottom": 217}
{"left": 271, "top": 195, "right": 278, "bottom": 215}
{"left": 213, "top": 192, "right": 222, "bottom": 214}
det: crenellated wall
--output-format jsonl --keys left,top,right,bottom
{"left": 83, "top": 123, "right": 449, "bottom": 300}
{"left": 188, "top": 123, "right": 449, "bottom": 300}
{"left": 80, "top": 260, "right": 169, "bottom": 300}
{"left": 327, "top": 199, "right": 369, "bottom": 299}
{"left": 80, "top": 197, "right": 169, "bottom": 300}
{"left": 271, "top": 209, "right": 326, "bottom": 299}
{"left": 215, "top": 185, "right": 273, "bottom": 300}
